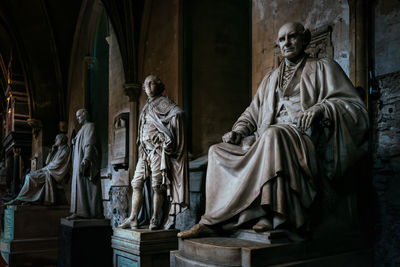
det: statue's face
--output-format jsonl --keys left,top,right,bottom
{"left": 76, "top": 110, "right": 87, "bottom": 124}
{"left": 277, "top": 23, "right": 305, "bottom": 61}
{"left": 55, "top": 135, "right": 63, "bottom": 146}
{"left": 144, "top": 77, "right": 160, "bottom": 98}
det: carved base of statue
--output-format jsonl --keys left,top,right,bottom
{"left": 58, "top": 218, "right": 112, "bottom": 267}
{"left": 171, "top": 231, "right": 372, "bottom": 266}
{"left": 112, "top": 227, "right": 179, "bottom": 267}
{"left": 0, "top": 205, "right": 69, "bottom": 266}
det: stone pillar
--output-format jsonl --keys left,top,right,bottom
{"left": 349, "top": 0, "right": 368, "bottom": 103}
{"left": 123, "top": 83, "right": 141, "bottom": 180}
{"left": 83, "top": 56, "right": 96, "bottom": 108}
{"left": 11, "top": 148, "right": 21, "bottom": 197}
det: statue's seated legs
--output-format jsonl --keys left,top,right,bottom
{"left": 5, "top": 171, "right": 59, "bottom": 206}
{"left": 179, "top": 124, "right": 318, "bottom": 239}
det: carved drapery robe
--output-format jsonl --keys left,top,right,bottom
{"left": 138, "top": 96, "right": 189, "bottom": 218}
{"left": 15, "top": 144, "right": 71, "bottom": 204}
{"left": 200, "top": 56, "right": 369, "bottom": 229}
{"left": 70, "top": 122, "right": 103, "bottom": 218}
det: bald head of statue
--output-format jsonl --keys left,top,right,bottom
{"left": 277, "top": 22, "right": 311, "bottom": 63}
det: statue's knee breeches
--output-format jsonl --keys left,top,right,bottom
{"left": 131, "top": 152, "right": 163, "bottom": 191}
{"left": 131, "top": 157, "right": 146, "bottom": 190}
{"left": 151, "top": 173, "right": 164, "bottom": 193}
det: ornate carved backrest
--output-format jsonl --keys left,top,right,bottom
{"left": 273, "top": 25, "right": 333, "bottom": 68}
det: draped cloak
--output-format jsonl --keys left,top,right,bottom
{"left": 199, "top": 57, "right": 369, "bottom": 229}
{"left": 70, "top": 122, "right": 103, "bottom": 218}
{"left": 138, "top": 96, "right": 189, "bottom": 217}
{"left": 15, "top": 144, "right": 71, "bottom": 204}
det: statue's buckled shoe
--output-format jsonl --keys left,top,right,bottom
{"left": 149, "top": 217, "right": 159, "bottom": 230}
{"left": 129, "top": 217, "right": 138, "bottom": 229}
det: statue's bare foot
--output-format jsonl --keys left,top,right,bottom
{"left": 66, "top": 213, "right": 82, "bottom": 220}
{"left": 252, "top": 217, "right": 273, "bottom": 232}
{"left": 118, "top": 216, "right": 138, "bottom": 229}
{"left": 177, "top": 224, "right": 215, "bottom": 239}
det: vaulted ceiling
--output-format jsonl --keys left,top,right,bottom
{"left": 0, "top": 0, "right": 82, "bottom": 124}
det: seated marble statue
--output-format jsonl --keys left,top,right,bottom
{"left": 6, "top": 134, "right": 71, "bottom": 205}
{"left": 178, "top": 22, "right": 369, "bottom": 239}
{"left": 119, "top": 75, "right": 188, "bottom": 230}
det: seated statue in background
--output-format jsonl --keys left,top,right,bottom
{"left": 178, "top": 22, "right": 369, "bottom": 239}
{"left": 119, "top": 75, "right": 188, "bottom": 230}
{"left": 5, "top": 134, "right": 71, "bottom": 205}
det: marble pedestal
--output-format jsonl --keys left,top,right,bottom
{"left": 171, "top": 231, "right": 373, "bottom": 266}
{"left": 0, "top": 205, "right": 69, "bottom": 266}
{"left": 58, "top": 218, "right": 112, "bottom": 267}
{"left": 112, "top": 228, "right": 179, "bottom": 266}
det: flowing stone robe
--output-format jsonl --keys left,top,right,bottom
{"left": 70, "top": 122, "right": 103, "bottom": 218}
{"left": 14, "top": 144, "right": 71, "bottom": 204}
{"left": 200, "top": 56, "right": 369, "bottom": 229}
{"left": 138, "top": 96, "right": 189, "bottom": 219}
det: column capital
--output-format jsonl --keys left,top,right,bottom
{"left": 27, "top": 118, "right": 42, "bottom": 138}
{"left": 123, "top": 83, "right": 142, "bottom": 102}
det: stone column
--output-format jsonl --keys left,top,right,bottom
{"left": 349, "top": 0, "right": 368, "bottom": 103}
{"left": 83, "top": 56, "right": 96, "bottom": 108}
{"left": 123, "top": 83, "right": 142, "bottom": 180}
{"left": 12, "top": 148, "right": 21, "bottom": 197}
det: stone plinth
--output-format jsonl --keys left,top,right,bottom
{"left": 112, "top": 228, "right": 179, "bottom": 266}
{"left": 58, "top": 218, "right": 112, "bottom": 267}
{"left": 171, "top": 232, "right": 373, "bottom": 266}
{"left": 0, "top": 205, "right": 69, "bottom": 266}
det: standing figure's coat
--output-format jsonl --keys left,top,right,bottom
{"left": 138, "top": 96, "right": 189, "bottom": 217}
{"left": 70, "top": 122, "right": 103, "bottom": 218}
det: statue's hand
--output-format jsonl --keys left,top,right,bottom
{"left": 297, "top": 105, "right": 324, "bottom": 131}
{"left": 222, "top": 131, "right": 242, "bottom": 145}
{"left": 152, "top": 133, "right": 165, "bottom": 144}
{"left": 80, "top": 159, "right": 89, "bottom": 174}
{"left": 50, "top": 144, "right": 57, "bottom": 153}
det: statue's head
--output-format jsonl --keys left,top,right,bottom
{"left": 55, "top": 133, "right": 68, "bottom": 146}
{"left": 143, "top": 75, "right": 165, "bottom": 98}
{"left": 76, "top": 108, "right": 89, "bottom": 125}
{"left": 277, "top": 22, "right": 311, "bottom": 62}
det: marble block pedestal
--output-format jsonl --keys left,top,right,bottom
{"left": 112, "top": 228, "right": 179, "bottom": 266}
{"left": 171, "top": 231, "right": 373, "bottom": 266}
{"left": 0, "top": 205, "right": 69, "bottom": 266}
{"left": 58, "top": 218, "right": 112, "bottom": 267}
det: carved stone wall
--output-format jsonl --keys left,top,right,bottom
{"left": 106, "top": 186, "right": 130, "bottom": 228}
{"left": 371, "top": 71, "right": 400, "bottom": 266}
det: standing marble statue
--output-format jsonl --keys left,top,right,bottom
{"left": 5, "top": 134, "right": 71, "bottom": 205}
{"left": 119, "top": 75, "right": 188, "bottom": 230}
{"left": 179, "top": 22, "right": 369, "bottom": 238}
{"left": 66, "top": 109, "right": 103, "bottom": 220}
